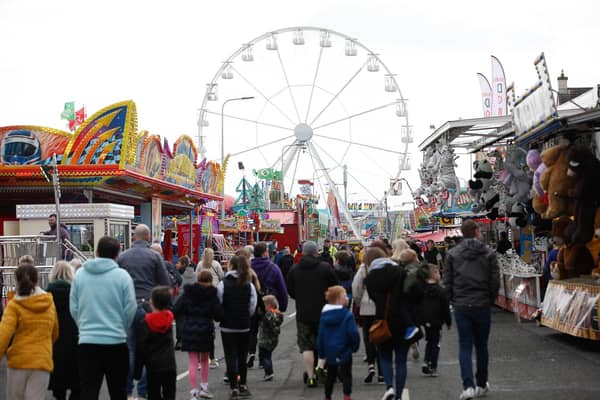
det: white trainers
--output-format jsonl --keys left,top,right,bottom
{"left": 459, "top": 387, "right": 476, "bottom": 400}
{"left": 199, "top": 389, "right": 214, "bottom": 399}
{"left": 190, "top": 389, "right": 200, "bottom": 399}
{"left": 475, "top": 382, "right": 490, "bottom": 397}
{"left": 209, "top": 358, "right": 219, "bottom": 369}
{"left": 381, "top": 387, "right": 395, "bottom": 400}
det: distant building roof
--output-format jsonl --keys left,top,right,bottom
{"left": 558, "top": 87, "right": 593, "bottom": 105}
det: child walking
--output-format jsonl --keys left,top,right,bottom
{"left": 174, "top": 270, "right": 224, "bottom": 399}
{"left": 134, "top": 286, "right": 177, "bottom": 400}
{"left": 0, "top": 257, "right": 59, "bottom": 400}
{"left": 414, "top": 264, "right": 452, "bottom": 376}
{"left": 258, "top": 295, "right": 283, "bottom": 381}
{"left": 317, "top": 285, "right": 360, "bottom": 400}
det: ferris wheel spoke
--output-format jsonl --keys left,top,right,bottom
{"left": 304, "top": 46, "right": 324, "bottom": 123}
{"left": 307, "top": 142, "right": 361, "bottom": 240}
{"left": 270, "top": 141, "right": 297, "bottom": 171}
{"left": 309, "top": 59, "right": 368, "bottom": 126}
{"left": 230, "top": 65, "right": 297, "bottom": 126}
{"left": 203, "top": 109, "right": 294, "bottom": 131}
{"left": 313, "top": 133, "right": 404, "bottom": 155}
{"left": 311, "top": 138, "right": 347, "bottom": 170}
{"left": 315, "top": 137, "right": 394, "bottom": 179}
{"left": 287, "top": 148, "right": 302, "bottom": 196}
{"left": 275, "top": 48, "right": 302, "bottom": 123}
{"left": 228, "top": 135, "right": 296, "bottom": 157}
{"left": 312, "top": 101, "right": 396, "bottom": 131}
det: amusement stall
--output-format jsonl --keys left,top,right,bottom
{"left": 0, "top": 100, "right": 224, "bottom": 268}
{"left": 417, "top": 53, "right": 600, "bottom": 333}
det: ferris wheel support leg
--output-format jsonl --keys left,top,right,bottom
{"left": 308, "top": 142, "right": 361, "bottom": 241}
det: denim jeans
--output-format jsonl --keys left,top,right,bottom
{"left": 378, "top": 340, "right": 409, "bottom": 397}
{"left": 453, "top": 306, "right": 491, "bottom": 389}
{"left": 127, "top": 304, "right": 147, "bottom": 397}
{"left": 258, "top": 347, "right": 273, "bottom": 375}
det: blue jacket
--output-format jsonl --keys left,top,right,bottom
{"left": 70, "top": 257, "right": 137, "bottom": 345}
{"left": 251, "top": 257, "right": 289, "bottom": 312}
{"left": 317, "top": 304, "right": 360, "bottom": 365}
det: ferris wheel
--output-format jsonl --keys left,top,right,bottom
{"left": 197, "top": 27, "right": 413, "bottom": 239}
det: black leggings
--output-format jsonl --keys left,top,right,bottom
{"left": 221, "top": 331, "right": 250, "bottom": 388}
{"left": 361, "top": 316, "right": 381, "bottom": 374}
{"left": 325, "top": 359, "right": 352, "bottom": 397}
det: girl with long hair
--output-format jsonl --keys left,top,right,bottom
{"left": 0, "top": 258, "right": 59, "bottom": 399}
{"left": 217, "top": 255, "right": 257, "bottom": 399}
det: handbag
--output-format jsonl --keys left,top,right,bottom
{"left": 369, "top": 293, "right": 392, "bottom": 345}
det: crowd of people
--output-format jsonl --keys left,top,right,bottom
{"left": 0, "top": 219, "right": 499, "bottom": 400}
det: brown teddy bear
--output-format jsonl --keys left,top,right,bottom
{"left": 554, "top": 219, "right": 595, "bottom": 280}
{"left": 566, "top": 146, "right": 600, "bottom": 244}
{"left": 539, "top": 143, "right": 575, "bottom": 219}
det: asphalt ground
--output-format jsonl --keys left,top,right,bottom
{"left": 1, "top": 300, "right": 600, "bottom": 399}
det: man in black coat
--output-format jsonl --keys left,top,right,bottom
{"left": 286, "top": 241, "right": 338, "bottom": 387}
{"left": 443, "top": 219, "right": 499, "bottom": 399}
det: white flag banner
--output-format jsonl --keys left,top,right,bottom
{"left": 477, "top": 73, "right": 492, "bottom": 118}
{"left": 491, "top": 55, "right": 507, "bottom": 116}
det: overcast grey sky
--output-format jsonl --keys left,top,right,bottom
{"left": 1, "top": 0, "right": 598, "bottom": 205}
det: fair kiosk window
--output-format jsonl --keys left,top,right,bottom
{"left": 110, "top": 223, "right": 129, "bottom": 251}
{"left": 66, "top": 223, "right": 94, "bottom": 252}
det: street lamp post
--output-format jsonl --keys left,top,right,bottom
{"left": 220, "top": 96, "right": 254, "bottom": 220}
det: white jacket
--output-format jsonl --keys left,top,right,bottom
{"left": 351, "top": 264, "right": 376, "bottom": 316}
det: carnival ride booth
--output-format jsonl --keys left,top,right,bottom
{"left": 0, "top": 100, "right": 223, "bottom": 266}
{"left": 16, "top": 203, "right": 134, "bottom": 257}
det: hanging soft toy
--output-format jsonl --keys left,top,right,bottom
{"left": 469, "top": 158, "right": 493, "bottom": 213}
{"left": 552, "top": 219, "right": 595, "bottom": 280}
{"left": 508, "top": 202, "right": 528, "bottom": 228}
{"left": 526, "top": 149, "right": 548, "bottom": 215}
{"left": 539, "top": 142, "right": 575, "bottom": 219}
{"left": 500, "top": 148, "right": 532, "bottom": 210}
{"left": 566, "top": 146, "right": 600, "bottom": 244}
{"left": 481, "top": 187, "right": 500, "bottom": 220}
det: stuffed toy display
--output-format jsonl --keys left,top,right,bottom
{"left": 469, "top": 158, "right": 494, "bottom": 213}
{"left": 552, "top": 219, "right": 595, "bottom": 280}
{"left": 500, "top": 148, "right": 532, "bottom": 209}
{"left": 566, "top": 146, "right": 600, "bottom": 244}
{"left": 539, "top": 143, "right": 575, "bottom": 219}
{"left": 508, "top": 202, "right": 528, "bottom": 228}
{"left": 526, "top": 149, "right": 548, "bottom": 215}
{"left": 481, "top": 187, "right": 500, "bottom": 220}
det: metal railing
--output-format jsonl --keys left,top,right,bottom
{"left": 0, "top": 235, "right": 61, "bottom": 267}
{"left": 1, "top": 266, "right": 53, "bottom": 303}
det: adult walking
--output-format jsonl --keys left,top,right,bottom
{"left": 365, "top": 246, "right": 410, "bottom": 400}
{"left": 276, "top": 246, "right": 294, "bottom": 280}
{"left": 118, "top": 224, "right": 171, "bottom": 400}
{"left": 47, "top": 261, "right": 80, "bottom": 400}
{"left": 286, "top": 241, "right": 338, "bottom": 387}
{"left": 443, "top": 219, "right": 499, "bottom": 400}
{"left": 70, "top": 236, "right": 137, "bottom": 399}
{"left": 248, "top": 242, "right": 288, "bottom": 367}
{"left": 217, "top": 255, "right": 257, "bottom": 399}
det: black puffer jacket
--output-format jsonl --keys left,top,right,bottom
{"left": 134, "top": 310, "right": 176, "bottom": 378}
{"left": 173, "top": 283, "right": 224, "bottom": 352}
{"left": 414, "top": 283, "right": 452, "bottom": 328}
{"left": 443, "top": 238, "right": 500, "bottom": 308}
{"left": 287, "top": 255, "right": 338, "bottom": 324}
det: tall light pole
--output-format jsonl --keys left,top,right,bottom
{"left": 221, "top": 96, "right": 254, "bottom": 220}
